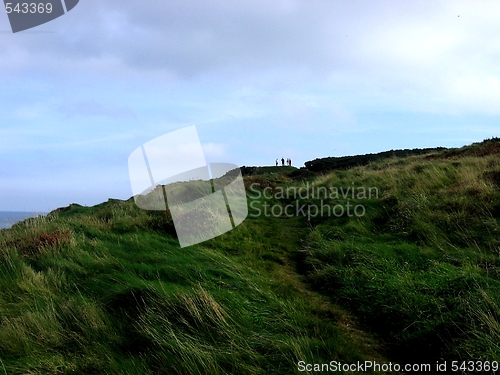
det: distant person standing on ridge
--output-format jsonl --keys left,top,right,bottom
{"left": 276, "top": 159, "right": 278, "bottom": 166}
{"left": 281, "top": 158, "right": 285, "bottom": 166}
{"left": 289, "top": 158, "right": 292, "bottom": 166}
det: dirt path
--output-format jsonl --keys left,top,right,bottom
{"left": 270, "top": 214, "right": 391, "bottom": 364}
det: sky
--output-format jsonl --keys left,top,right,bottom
{"left": 1, "top": 0, "right": 500, "bottom": 212}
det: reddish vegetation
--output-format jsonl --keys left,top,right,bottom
{"left": 37, "top": 230, "right": 71, "bottom": 247}
{"left": 472, "top": 143, "right": 500, "bottom": 156}
{"left": 244, "top": 176, "right": 277, "bottom": 190}
{"left": 425, "top": 139, "right": 500, "bottom": 160}
{"left": 6, "top": 230, "right": 71, "bottom": 258}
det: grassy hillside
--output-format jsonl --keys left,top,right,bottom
{"left": 299, "top": 140, "right": 500, "bottom": 364}
{"left": 1, "top": 139, "right": 500, "bottom": 374}
{"left": 0, "top": 192, "right": 383, "bottom": 373}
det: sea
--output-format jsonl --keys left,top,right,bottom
{"left": 0, "top": 212, "right": 48, "bottom": 229}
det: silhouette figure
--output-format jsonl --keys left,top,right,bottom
{"left": 276, "top": 159, "right": 278, "bottom": 166}
{"left": 281, "top": 158, "right": 285, "bottom": 166}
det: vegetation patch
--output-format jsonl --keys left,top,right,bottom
{"left": 1, "top": 138, "right": 499, "bottom": 373}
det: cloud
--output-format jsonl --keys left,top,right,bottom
{"left": 338, "top": 0, "right": 500, "bottom": 114}
{"left": 3, "top": 1, "right": 500, "bottom": 119}
{"left": 2, "top": 0, "right": 499, "bottom": 108}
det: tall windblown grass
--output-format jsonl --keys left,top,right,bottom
{"left": 300, "top": 152, "right": 500, "bottom": 363}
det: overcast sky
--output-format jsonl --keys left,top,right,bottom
{"left": 1, "top": 0, "right": 500, "bottom": 212}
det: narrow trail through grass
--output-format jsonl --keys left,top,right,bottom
{"left": 222, "top": 209, "right": 391, "bottom": 366}
{"left": 3, "top": 140, "right": 500, "bottom": 373}
{"left": 277, "top": 220, "right": 389, "bottom": 364}
{"left": 0, "top": 196, "right": 392, "bottom": 374}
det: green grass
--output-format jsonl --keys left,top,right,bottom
{"left": 1, "top": 141, "right": 500, "bottom": 374}
{"left": 300, "top": 152, "right": 500, "bottom": 365}
{"left": 0, "top": 195, "right": 383, "bottom": 374}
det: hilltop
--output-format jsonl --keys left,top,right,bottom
{"left": 1, "top": 138, "right": 499, "bottom": 374}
